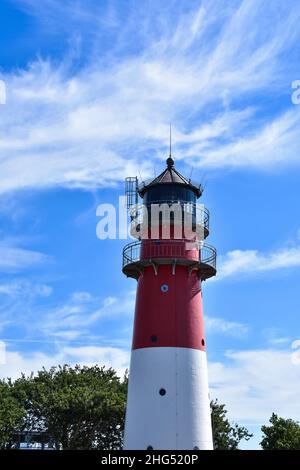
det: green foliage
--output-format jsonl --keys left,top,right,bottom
{"left": 0, "top": 381, "right": 25, "bottom": 449}
{"left": 12, "top": 364, "right": 128, "bottom": 449}
{"left": 260, "top": 413, "right": 300, "bottom": 450}
{"left": 211, "top": 399, "right": 252, "bottom": 449}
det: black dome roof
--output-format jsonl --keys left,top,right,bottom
{"left": 138, "top": 157, "right": 203, "bottom": 198}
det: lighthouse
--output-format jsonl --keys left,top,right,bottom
{"left": 122, "top": 154, "right": 216, "bottom": 450}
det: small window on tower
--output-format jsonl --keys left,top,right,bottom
{"left": 159, "top": 388, "right": 166, "bottom": 396}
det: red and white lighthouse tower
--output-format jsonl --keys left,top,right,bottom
{"left": 122, "top": 155, "right": 216, "bottom": 450}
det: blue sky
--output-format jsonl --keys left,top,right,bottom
{"left": 0, "top": 0, "right": 300, "bottom": 449}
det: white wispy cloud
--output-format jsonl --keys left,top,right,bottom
{"left": 0, "top": 345, "right": 130, "bottom": 380}
{"left": 262, "top": 328, "right": 291, "bottom": 346}
{"left": 0, "top": 287, "right": 134, "bottom": 345}
{"left": 218, "top": 240, "right": 300, "bottom": 279}
{"left": 0, "top": 242, "right": 51, "bottom": 271}
{"left": 0, "top": 280, "right": 52, "bottom": 298}
{"left": 209, "top": 345, "right": 300, "bottom": 425}
{"left": 205, "top": 316, "right": 249, "bottom": 336}
{"left": 0, "top": 278, "right": 53, "bottom": 333}
{"left": 0, "top": 0, "right": 299, "bottom": 193}
{"left": 268, "top": 337, "right": 291, "bottom": 346}
{"left": 189, "top": 108, "right": 300, "bottom": 169}
{"left": 42, "top": 290, "right": 135, "bottom": 340}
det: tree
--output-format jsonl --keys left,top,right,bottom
{"left": 211, "top": 399, "right": 252, "bottom": 449}
{"left": 260, "top": 413, "right": 300, "bottom": 450}
{"left": 0, "top": 381, "right": 25, "bottom": 449}
{"left": 13, "top": 364, "right": 127, "bottom": 450}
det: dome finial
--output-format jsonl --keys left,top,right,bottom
{"left": 166, "top": 156, "right": 174, "bottom": 168}
{"left": 166, "top": 124, "right": 174, "bottom": 168}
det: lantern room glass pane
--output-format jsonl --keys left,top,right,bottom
{"left": 144, "top": 184, "right": 196, "bottom": 204}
